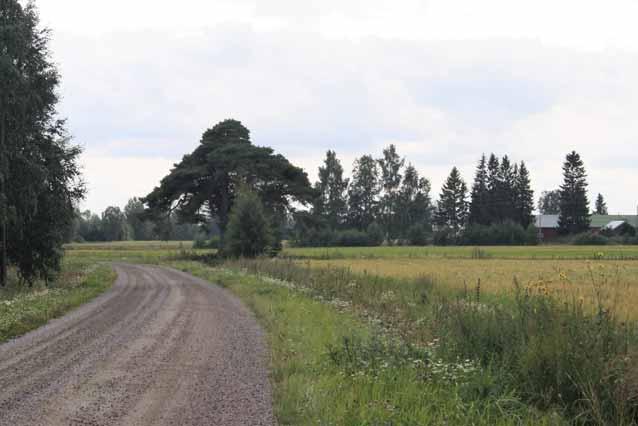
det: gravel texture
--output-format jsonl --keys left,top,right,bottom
{"left": 0, "top": 263, "right": 274, "bottom": 426}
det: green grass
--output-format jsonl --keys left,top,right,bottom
{"left": 0, "top": 262, "right": 116, "bottom": 343}
{"left": 283, "top": 245, "right": 638, "bottom": 260}
{"left": 210, "top": 257, "right": 638, "bottom": 425}
{"left": 169, "top": 260, "right": 564, "bottom": 425}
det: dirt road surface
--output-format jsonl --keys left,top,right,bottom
{"left": 0, "top": 264, "right": 274, "bottom": 426}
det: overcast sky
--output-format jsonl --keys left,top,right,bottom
{"left": 35, "top": 0, "right": 638, "bottom": 214}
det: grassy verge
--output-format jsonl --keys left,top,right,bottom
{"left": 169, "top": 260, "right": 563, "bottom": 425}
{"left": 190, "top": 257, "right": 638, "bottom": 425}
{"left": 0, "top": 262, "right": 116, "bottom": 343}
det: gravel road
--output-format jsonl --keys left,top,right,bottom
{"left": 0, "top": 264, "right": 274, "bottom": 426}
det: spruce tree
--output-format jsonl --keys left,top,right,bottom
{"left": 436, "top": 167, "right": 468, "bottom": 234}
{"left": 497, "top": 155, "right": 516, "bottom": 222}
{"left": 595, "top": 193, "right": 608, "bottom": 215}
{"left": 469, "top": 154, "right": 490, "bottom": 225}
{"left": 486, "top": 154, "right": 500, "bottom": 224}
{"left": 558, "top": 151, "right": 591, "bottom": 234}
{"left": 514, "top": 162, "right": 534, "bottom": 227}
{"left": 224, "top": 190, "right": 274, "bottom": 258}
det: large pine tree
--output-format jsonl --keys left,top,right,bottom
{"left": 436, "top": 167, "right": 468, "bottom": 234}
{"left": 558, "top": 151, "right": 591, "bottom": 234}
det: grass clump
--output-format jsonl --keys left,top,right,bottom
{"left": 435, "top": 280, "right": 638, "bottom": 424}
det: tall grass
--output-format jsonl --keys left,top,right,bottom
{"left": 218, "top": 257, "right": 638, "bottom": 424}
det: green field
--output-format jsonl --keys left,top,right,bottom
{"left": 5, "top": 241, "right": 638, "bottom": 424}
{"left": 283, "top": 244, "right": 638, "bottom": 260}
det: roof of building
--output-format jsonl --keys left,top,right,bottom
{"left": 534, "top": 214, "right": 638, "bottom": 229}
{"left": 604, "top": 220, "right": 626, "bottom": 230}
{"left": 535, "top": 215, "right": 559, "bottom": 229}
{"left": 590, "top": 215, "right": 638, "bottom": 228}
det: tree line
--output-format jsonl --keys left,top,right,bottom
{"left": 69, "top": 198, "right": 207, "bottom": 243}
{"left": 293, "top": 148, "right": 537, "bottom": 246}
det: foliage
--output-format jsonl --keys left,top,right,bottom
{"left": 366, "top": 222, "right": 385, "bottom": 246}
{"left": 313, "top": 150, "right": 349, "bottom": 229}
{"left": 572, "top": 232, "right": 609, "bottom": 246}
{"left": 558, "top": 151, "right": 591, "bottom": 234}
{"left": 224, "top": 190, "right": 274, "bottom": 257}
{"left": 470, "top": 154, "right": 533, "bottom": 228}
{"left": 407, "top": 223, "right": 430, "bottom": 245}
{"left": 538, "top": 190, "right": 561, "bottom": 215}
{"left": 347, "top": 155, "right": 380, "bottom": 231}
{"left": 143, "top": 119, "right": 314, "bottom": 239}
{"left": 193, "top": 235, "right": 221, "bottom": 249}
{"left": 435, "top": 167, "right": 468, "bottom": 234}
{"left": 469, "top": 154, "right": 490, "bottom": 225}
{"left": 1, "top": 1, "right": 85, "bottom": 284}
{"left": 514, "top": 162, "right": 535, "bottom": 228}
{"left": 124, "top": 197, "right": 155, "bottom": 240}
{"left": 462, "top": 222, "right": 538, "bottom": 246}
{"left": 595, "top": 193, "right": 609, "bottom": 215}
{"left": 397, "top": 164, "right": 434, "bottom": 237}
{"left": 378, "top": 144, "right": 405, "bottom": 239}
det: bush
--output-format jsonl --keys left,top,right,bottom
{"left": 462, "top": 222, "right": 538, "bottom": 246}
{"left": 572, "top": 232, "right": 608, "bottom": 245}
{"left": 366, "top": 222, "right": 385, "bottom": 246}
{"left": 193, "top": 235, "right": 221, "bottom": 249}
{"left": 433, "top": 227, "right": 456, "bottom": 246}
{"left": 406, "top": 224, "right": 430, "bottom": 246}
{"left": 223, "top": 190, "right": 274, "bottom": 257}
{"left": 334, "top": 229, "right": 371, "bottom": 247}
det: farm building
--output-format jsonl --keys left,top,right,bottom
{"left": 535, "top": 214, "right": 638, "bottom": 241}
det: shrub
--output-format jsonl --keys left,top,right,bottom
{"left": 433, "top": 227, "right": 456, "bottom": 246}
{"left": 462, "top": 222, "right": 538, "bottom": 246}
{"left": 223, "top": 190, "right": 274, "bottom": 257}
{"left": 406, "top": 224, "right": 430, "bottom": 246}
{"left": 366, "top": 222, "right": 385, "bottom": 246}
{"left": 334, "top": 229, "right": 371, "bottom": 247}
{"left": 572, "top": 232, "right": 608, "bottom": 245}
{"left": 193, "top": 235, "right": 221, "bottom": 249}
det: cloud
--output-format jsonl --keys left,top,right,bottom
{"left": 79, "top": 151, "right": 175, "bottom": 213}
{"left": 41, "top": 13, "right": 638, "bottom": 214}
